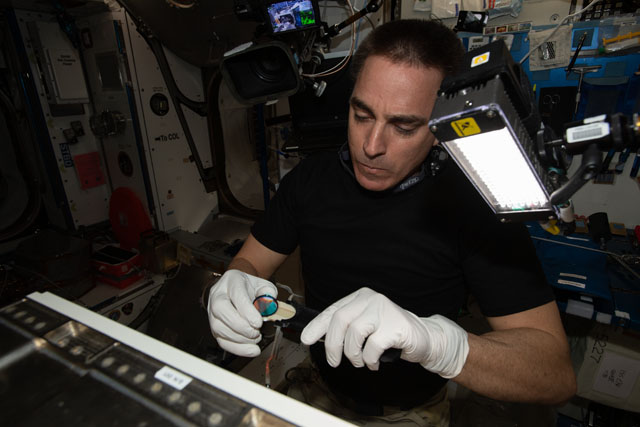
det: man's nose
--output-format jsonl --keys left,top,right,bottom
{"left": 363, "top": 124, "right": 386, "bottom": 158}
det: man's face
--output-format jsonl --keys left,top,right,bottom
{"left": 348, "top": 55, "right": 444, "bottom": 192}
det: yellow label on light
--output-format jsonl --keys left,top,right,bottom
{"left": 471, "top": 52, "right": 490, "bottom": 68}
{"left": 451, "top": 117, "right": 482, "bottom": 137}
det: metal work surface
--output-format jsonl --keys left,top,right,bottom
{"left": 0, "top": 293, "right": 354, "bottom": 427}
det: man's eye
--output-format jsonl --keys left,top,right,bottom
{"left": 353, "top": 112, "right": 371, "bottom": 122}
{"left": 395, "top": 126, "right": 416, "bottom": 135}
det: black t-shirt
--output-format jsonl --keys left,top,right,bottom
{"left": 251, "top": 149, "right": 553, "bottom": 409}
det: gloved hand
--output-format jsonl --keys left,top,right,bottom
{"left": 300, "top": 287, "right": 469, "bottom": 378}
{"left": 207, "top": 269, "right": 278, "bottom": 357}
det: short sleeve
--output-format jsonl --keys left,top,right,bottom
{"left": 250, "top": 164, "right": 301, "bottom": 255}
{"left": 461, "top": 221, "right": 555, "bottom": 317}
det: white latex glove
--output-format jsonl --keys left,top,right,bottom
{"left": 207, "top": 269, "right": 278, "bottom": 357}
{"left": 300, "top": 287, "right": 469, "bottom": 378}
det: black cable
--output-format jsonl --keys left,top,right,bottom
{"left": 145, "top": 36, "right": 208, "bottom": 117}
{"left": 129, "top": 264, "right": 185, "bottom": 329}
{"left": 365, "top": 14, "right": 375, "bottom": 29}
{"left": 145, "top": 36, "right": 215, "bottom": 189}
{"left": 128, "top": 282, "right": 168, "bottom": 329}
{"left": 120, "top": 9, "right": 215, "bottom": 191}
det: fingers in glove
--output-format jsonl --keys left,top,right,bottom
{"left": 361, "top": 330, "right": 397, "bottom": 371}
{"left": 300, "top": 288, "right": 374, "bottom": 366}
{"left": 216, "top": 336, "right": 262, "bottom": 358}
{"left": 299, "top": 311, "right": 330, "bottom": 345}
{"left": 300, "top": 306, "right": 345, "bottom": 366}
{"left": 255, "top": 283, "right": 278, "bottom": 300}
{"left": 228, "top": 276, "right": 267, "bottom": 329}
{"left": 210, "top": 315, "right": 260, "bottom": 343}
{"left": 210, "top": 296, "right": 261, "bottom": 339}
{"left": 343, "top": 316, "right": 378, "bottom": 369}
{"left": 300, "top": 295, "right": 349, "bottom": 345}
{"left": 323, "top": 290, "right": 377, "bottom": 367}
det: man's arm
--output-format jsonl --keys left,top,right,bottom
{"left": 206, "top": 233, "right": 289, "bottom": 357}
{"left": 301, "top": 289, "right": 576, "bottom": 405}
{"left": 228, "top": 233, "right": 288, "bottom": 279}
{"left": 452, "top": 301, "right": 576, "bottom": 405}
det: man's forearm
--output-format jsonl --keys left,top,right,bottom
{"left": 452, "top": 328, "right": 576, "bottom": 405}
{"left": 226, "top": 234, "right": 287, "bottom": 279}
{"left": 227, "top": 257, "right": 260, "bottom": 277}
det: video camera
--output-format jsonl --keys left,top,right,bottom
{"left": 223, "top": 0, "right": 381, "bottom": 104}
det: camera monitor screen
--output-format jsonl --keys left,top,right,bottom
{"left": 266, "top": 0, "right": 319, "bottom": 34}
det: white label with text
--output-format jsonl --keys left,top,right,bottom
{"left": 154, "top": 366, "right": 193, "bottom": 390}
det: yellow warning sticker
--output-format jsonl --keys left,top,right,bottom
{"left": 471, "top": 52, "right": 490, "bottom": 68}
{"left": 451, "top": 117, "right": 482, "bottom": 137}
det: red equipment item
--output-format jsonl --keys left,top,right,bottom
{"left": 109, "top": 187, "right": 153, "bottom": 250}
{"left": 93, "top": 245, "right": 144, "bottom": 289}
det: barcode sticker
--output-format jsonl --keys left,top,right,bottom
{"left": 558, "top": 279, "right": 586, "bottom": 288}
{"left": 155, "top": 366, "right": 192, "bottom": 390}
{"left": 567, "top": 122, "right": 610, "bottom": 143}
